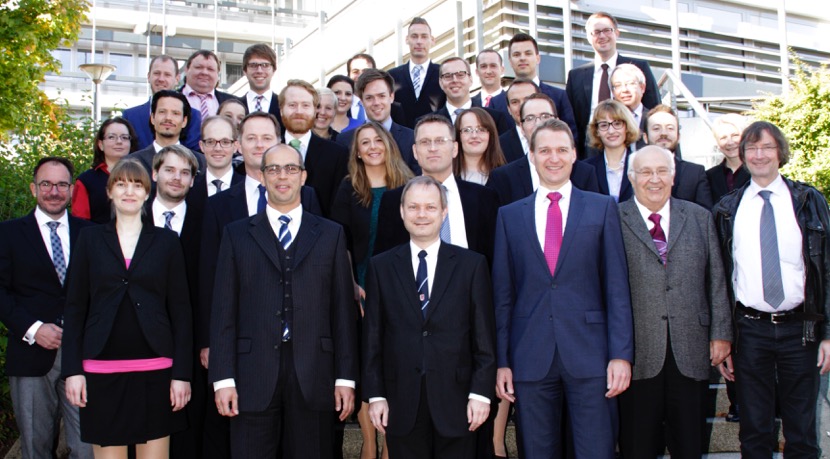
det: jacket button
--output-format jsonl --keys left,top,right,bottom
{"left": 422, "top": 331, "right": 429, "bottom": 337}
{"left": 661, "top": 315, "right": 668, "bottom": 320}
{"left": 274, "top": 345, "right": 279, "bottom": 349}
{"left": 122, "top": 278, "right": 128, "bottom": 284}
{"left": 135, "top": 303, "right": 141, "bottom": 308}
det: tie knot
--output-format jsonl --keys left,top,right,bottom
{"left": 289, "top": 139, "right": 301, "bottom": 150}
{"left": 278, "top": 215, "right": 291, "bottom": 226}
{"left": 418, "top": 250, "right": 427, "bottom": 260}
{"left": 454, "top": 108, "right": 463, "bottom": 116}
{"left": 256, "top": 95, "right": 263, "bottom": 101}
{"left": 197, "top": 93, "right": 211, "bottom": 101}
{"left": 163, "top": 210, "right": 175, "bottom": 218}
{"left": 46, "top": 221, "right": 60, "bottom": 231}
{"left": 648, "top": 213, "right": 661, "bottom": 225}
{"left": 258, "top": 184, "right": 266, "bottom": 194}
{"left": 759, "top": 190, "right": 772, "bottom": 202}
{"left": 601, "top": 63, "right": 609, "bottom": 71}
{"left": 547, "top": 192, "right": 562, "bottom": 204}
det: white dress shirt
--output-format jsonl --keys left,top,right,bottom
{"left": 534, "top": 181, "right": 573, "bottom": 251}
{"left": 441, "top": 175, "right": 469, "bottom": 249}
{"left": 206, "top": 168, "right": 235, "bottom": 197}
{"left": 25, "top": 208, "right": 71, "bottom": 344}
{"left": 245, "top": 90, "right": 272, "bottom": 113}
{"left": 152, "top": 140, "right": 180, "bottom": 153}
{"left": 591, "top": 52, "right": 618, "bottom": 114}
{"left": 477, "top": 88, "right": 503, "bottom": 106}
{"left": 733, "top": 175, "right": 805, "bottom": 312}
{"left": 409, "top": 59, "right": 433, "bottom": 97}
{"left": 633, "top": 197, "right": 670, "bottom": 242}
{"left": 152, "top": 198, "right": 187, "bottom": 236}
{"left": 445, "top": 100, "right": 472, "bottom": 124}
{"left": 245, "top": 175, "right": 264, "bottom": 217}
{"left": 284, "top": 130, "right": 312, "bottom": 163}
{"left": 603, "top": 151, "right": 626, "bottom": 202}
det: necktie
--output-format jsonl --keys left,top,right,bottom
{"left": 453, "top": 108, "right": 463, "bottom": 123}
{"left": 598, "top": 63, "right": 611, "bottom": 102}
{"left": 355, "top": 101, "right": 366, "bottom": 123}
{"left": 413, "top": 65, "right": 423, "bottom": 99}
{"left": 289, "top": 139, "right": 301, "bottom": 153}
{"left": 46, "top": 221, "right": 66, "bottom": 285}
{"left": 254, "top": 95, "right": 263, "bottom": 112}
{"left": 278, "top": 215, "right": 293, "bottom": 341}
{"left": 416, "top": 250, "right": 429, "bottom": 318}
{"left": 162, "top": 211, "right": 175, "bottom": 231}
{"left": 648, "top": 213, "right": 667, "bottom": 264}
{"left": 484, "top": 95, "right": 492, "bottom": 107}
{"left": 439, "top": 186, "right": 451, "bottom": 243}
{"left": 759, "top": 191, "right": 785, "bottom": 309}
{"left": 257, "top": 184, "right": 267, "bottom": 213}
{"left": 197, "top": 93, "right": 211, "bottom": 121}
{"left": 211, "top": 179, "right": 224, "bottom": 193}
{"left": 543, "top": 192, "right": 563, "bottom": 276}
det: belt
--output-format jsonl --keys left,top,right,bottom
{"left": 736, "top": 302, "right": 822, "bottom": 324}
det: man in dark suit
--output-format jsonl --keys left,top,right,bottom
{"left": 617, "top": 146, "right": 732, "bottom": 458}
{"left": 363, "top": 175, "right": 496, "bottom": 459}
{"left": 280, "top": 79, "right": 348, "bottom": 216}
{"left": 189, "top": 115, "right": 245, "bottom": 212}
{"left": 566, "top": 11, "right": 660, "bottom": 158}
{"left": 488, "top": 93, "right": 598, "bottom": 206}
{"left": 388, "top": 17, "right": 446, "bottom": 128}
{"left": 239, "top": 44, "right": 283, "bottom": 131}
{"left": 0, "top": 157, "right": 94, "bottom": 459}
{"left": 472, "top": 49, "right": 504, "bottom": 108}
{"left": 336, "top": 69, "right": 420, "bottom": 174}
{"left": 122, "top": 55, "right": 203, "bottom": 152}
{"left": 210, "top": 144, "right": 358, "bottom": 459}
{"left": 493, "top": 119, "right": 633, "bottom": 458}
{"left": 181, "top": 50, "right": 236, "bottom": 123}
{"left": 346, "top": 53, "right": 407, "bottom": 126}
{"left": 643, "top": 105, "right": 713, "bottom": 209}
{"left": 610, "top": 63, "right": 653, "bottom": 141}
{"left": 374, "top": 115, "right": 498, "bottom": 263}
{"left": 497, "top": 78, "right": 540, "bottom": 163}
{"left": 431, "top": 57, "right": 514, "bottom": 134}
{"left": 488, "top": 33, "right": 578, "bottom": 140}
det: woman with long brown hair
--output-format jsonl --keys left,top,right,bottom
{"left": 453, "top": 108, "right": 506, "bottom": 185}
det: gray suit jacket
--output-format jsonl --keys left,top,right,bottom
{"left": 618, "top": 198, "right": 731, "bottom": 381}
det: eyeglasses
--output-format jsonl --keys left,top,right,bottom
{"left": 416, "top": 137, "right": 452, "bottom": 149}
{"left": 440, "top": 71, "right": 470, "bottom": 82}
{"left": 261, "top": 164, "right": 304, "bottom": 176}
{"left": 246, "top": 62, "right": 273, "bottom": 71}
{"left": 522, "top": 113, "right": 555, "bottom": 125}
{"left": 596, "top": 120, "right": 625, "bottom": 131}
{"left": 104, "top": 134, "right": 131, "bottom": 142}
{"left": 590, "top": 27, "right": 616, "bottom": 37}
{"left": 37, "top": 181, "right": 71, "bottom": 192}
{"left": 634, "top": 168, "right": 672, "bottom": 178}
{"left": 460, "top": 126, "right": 487, "bottom": 135}
{"left": 611, "top": 81, "right": 641, "bottom": 90}
{"left": 202, "top": 138, "right": 235, "bottom": 149}
{"left": 744, "top": 145, "right": 778, "bottom": 154}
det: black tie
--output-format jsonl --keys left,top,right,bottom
{"left": 416, "top": 250, "right": 429, "bottom": 319}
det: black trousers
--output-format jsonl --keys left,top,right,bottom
{"left": 170, "top": 359, "right": 231, "bottom": 459}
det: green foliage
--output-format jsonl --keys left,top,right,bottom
{"left": 750, "top": 57, "right": 830, "bottom": 199}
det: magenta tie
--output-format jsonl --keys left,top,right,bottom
{"left": 544, "top": 192, "right": 563, "bottom": 276}
{"left": 649, "top": 213, "right": 667, "bottom": 264}
{"left": 484, "top": 95, "right": 492, "bottom": 107}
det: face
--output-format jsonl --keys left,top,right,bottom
{"left": 185, "top": 54, "right": 220, "bottom": 94}
{"left": 476, "top": 52, "right": 504, "bottom": 89}
{"left": 439, "top": 60, "right": 472, "bottom": 101}
{"left": 596, "top": 114, "right": 626, "bottom": 149}
{"left": 98, "top": 123, "right": 131, "bottom": 163}
{"left": 356, "top": 127, "right": 387, "bottom": 168}
{"left": 261, "top": 146, "right": 307, "bottom": 211}
{"left": 631, "top": 148, "right": 674, "bottom": 212}
{"left": 200, "top": 120, "right": 237, "bottom": 171}
{"left": 281, "top": 86, "right": 316, "bottom": 134}
{"left": 400, "top": 183, "right": 447, "bottom": 245}
{"left": 406, "top": 24, "right": 434, "bottom": 61}
{"left": 714, "top": 123, "right": 742, "bottom": 160}
{"left": 243, "top": 56, "right": 275, "bottom": 93}
{"left": 413, "top": 122, "right": 458, "bottom": 178}
{"left": 458, "top": 113, "right": 489, "bottom": 157}
{"left": 508, "top": 41, "right": 540, "bottom": 79}
{"left": 530, "top": 129, "right": 576, "bottom": 190}
{"left": 148, "top": 59, "right": 179, "bottom": 94}
{"left": 30, "top": 162, "right": 72, "bottom": 218}
{"left": 586, "top": 16, "right": 620, "bottom": 58}
{"left": 239, "top": 117, "right": 280, "bottom": 171}
{"left": 610, "top": 71, "right": 644, "bottom": 110}
{"left": 361, "top": 79, "right": 394, "bottom": 123}
{"left": 743, "top": 130, "right": 781, "bottom": 184}
{"left": 331, "top": 81, "right": 354, "bottom": 115}
{"left": 348, "top": 58, "right": 372, "bottom": 81}
{"left": 107, "top": 179, "right": 148, "bottom": 216}
{"left": 151, "top": 97, "right": 188, "bottom": 140}
{"left": 520, "top": 99, "right": 556, "bottom": 140}
{"left": 219, "top": 103, "right": 246, "bottom": 128}
{"left": 645, "top": 111, "right": 679, "bottom": 152}
{"left": 153, "top": 154, "right": 195, "bottom": 203}
{"left": 314, "top": 94, "right": 336, "bottom": 131}
{"left": 507, "top": 83, "right": 538, "bottom": 124}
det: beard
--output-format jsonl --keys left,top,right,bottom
{"left": 283, "top": 114, "right": 314, "bottom": 134}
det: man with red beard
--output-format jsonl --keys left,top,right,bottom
{"left": 280, "top": 80, "right": 349, "bottom": 216}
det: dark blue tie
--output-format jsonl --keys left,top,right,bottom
{"left": 279, "top": 215, "right": 292, "bottom": 341}
{"left": 759, "top": 190, "right": 785, "bottom": 309}
{"left": 416, "top": 250, "right": 429, "bottom": 319}
{"left": 257, "top": 184, "right": 267, "bottom": 213}
{"left": 46, "top": 221, "right": 66, "bottom": 285}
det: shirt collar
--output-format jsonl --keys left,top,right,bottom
{"left": 185, "top": 84, "right": 214, "bottom": 98}
{"left": 94, "top": 163, "right": 110, "bottom": 173}
{"left": 594, "top": 52, "right": 619, "bottom": 70}
{"left": 446, "top": 100, "right": 472, "bottom": 114}
{"left": 284, "top": 130, "right": 312, "bottom": 147}
{"left": 247, "top": 91, "right": 272, "bottom": 109}
{"left": 153, "top": 141, "right": 180, "bottom": 152}
{"left": 536, "top": 181, "right": 573, "bottom": 205}
{"left": 634, "top": 196, "right": 670, "bottom": 224}
{"left": 409, "top": 59, "right": 432, "bottom": 75}
{"left": 34, "top": 206, "right": 68, "bottom": 228}
{"left": 747, "top": 173, "right": 786, "bottom": 199}
{"left": 152, "top": 197, "right": 187, "bottom": 217}
{"left": 440, "top": 173, "right": 459, "bottom": 193}
{"left": 206, "top": 168, "right": 235, "bottom": 186}
{"left": 265, "top": 202, "right": 303, "bottom": 227}
{"left": 410, "top": 237, "right": 441, "bottom": 259}
{"left": 245, "top": 175, "right": 263, "bottom": 196}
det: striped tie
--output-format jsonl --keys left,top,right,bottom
{"left": 648, "top": 213, "right": 667, "bottom": 264}
{"left": 413, "top": 65, "right": 423, "bottom": 99}
{"left": 197, "top": 93, "right": 211, "bottom": 120}
{"left": 163, "top": 211, "right": 175, "bottom": 231}
{"left": 416, "top": 250, "right": 429, "bottom": 318}
{"left": 278, "top": 214, "right": 292, "bottom": 341}
{"left": 254, "top": 95, "right": 263, "bottom": 112}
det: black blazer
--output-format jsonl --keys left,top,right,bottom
{"left": 304, "top": 133, "right": 349, "bottom": 217}
{"left": 486, "top": 158, "right": 600, "bottom": 207}
{"left": 706, "top": 160, "right": 750, "bottom": 204}
{"left": 388, "top": 62, "right": 446, "bottom": 128}
{"left": 329, "top": 179, "right": 374, "bottom": 279}
{"left": 432, "top": 103, "right": 515, "bottom": 135}
{"left": 488, "top": 82, "right": 578, "bottom": 144}
{"left": 373, "top": 180, "right": 499, "bottom": 263}
{"left": 584, "top": 152, "right": 634, "bottom": 202}
{"left": 131, "top": 145, "right": 207, "bottom": 177}
{"left": 673, "top": 157, "right": 714, "bottom": 210}
{"left": 498, "top": 128, "right": 526, "bottom": 164}
{"left": 62, "top": 223, "right": 193, "bottom": 381}
{"left": 0, "top": 212, "right": 93, "bottom": 376}
{"left": 335, "top": 121, "right": 420, "bottom": 175}
{"left": 186, "top": 170, "right": 245, "bottom": 215}
{"left": 209, "top": 211, "right": 358, "bottom": 412}
{"left": 362, "top": 242, "right": 496, "bottom": 437}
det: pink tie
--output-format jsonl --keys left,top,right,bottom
{"left": 544, "top": 192, "right": 563, "bottom": 276}
{"left": 197, "top": 93, "right": 211, "bottom": 120}
{"left": 484, "top": 95, "right": 492, "bottom": 107}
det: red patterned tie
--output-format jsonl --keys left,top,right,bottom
{"left": 544, "top": 192, "right": 563, "bottom": 275}
{"left": 649, "top": 213, "right": 667, "bottom": 264}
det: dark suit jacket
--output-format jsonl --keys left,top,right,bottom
{"left": 432, "top": 102, "right": 515, "bottom": 135}
{"left": 487, "top": 158, "right": 600, "bottom": 206}
{"left": 209, "top": 211, "right": 358, "bottom": 412}
{"left": 492, "top": 188, "right": 633, "bottom": 381}
{"left": 488, "top": 82, "right": 578, "bottom": 143}
{"left": 362, "top": 242, "right": 496, "bottom": 437}
{"left": 706, "top": 160, "right": 750, "bottom": 204}
{"left": 498, "top": 128, "right": 526, "bottom": 164}
{"left": 335, "top": 121, "right": 420, "bottom": 175}
{"left": 304, "top": 133, "right": 349, "bottom": 216}
{"left": 186, "top": 170, "right": 245, "bottom": 216}
{"left": 584, "top": 152, "right": 634, "bottom": 202}
{"left": 566, "top": 55, "right": 660, "bottom": 158}
{"left": 122, "top": 100, "right": 203, "bottom": 152}
{"left": 62, "top": 223, "right": 193, "bottom": 380}
{"left": 388, "top": 62, "right": 446, "bottom": 128}
{"left": 673, "top": 157, "right": 713, "bottom": 210}
{"left": 131, "top": 144, "right": 207, "bottom": 177}
{"left": 373, "top": 180, "right": 498, "bottom": 263}
{"left": 0, "top": 213, "right": 93, "bottom": 376}
{"left": 329, "top": 179, "right": 373, "bottom": 279}
{"left": 240, "top": 91, "right": 284, "bottom": 133}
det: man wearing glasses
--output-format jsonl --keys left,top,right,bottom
{"left": 239, "top": 43, "right": 283, "bottom": 131}
{"left": 566, "top": 11, "right": 660, "bottom": 158}
{"left": 432, "top": 57, "right": 514, "bottom": 134}
{"left": 610, "top": 63, "right": 653, "bottom": 146}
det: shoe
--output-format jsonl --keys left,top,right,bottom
{"left": 726, "top": 405, "right": 740, "bottom": 423}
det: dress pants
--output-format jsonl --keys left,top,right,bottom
{"left": 229, "top": 342, "right": 334, "bottom": 459}
{"left": 734, "top": 314, "right": 820, "bottom": 458}
{"left": 9, "top": 348, "right": 92, "bottom": 459}
{"left": 170, "top": 358, "right": 230, "bottom": 459}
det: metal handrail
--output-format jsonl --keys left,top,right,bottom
{"left": 657, "top": 69, "right": 714, "bottom": 131}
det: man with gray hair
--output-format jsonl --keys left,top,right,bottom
{"left": 610, "top": 63, "right": 651, "bottom": 132}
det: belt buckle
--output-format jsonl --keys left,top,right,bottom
{"left": 770, "top": 312, "right": 786, "bottom": 324}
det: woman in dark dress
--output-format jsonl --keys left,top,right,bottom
{"left": 63, "top": 159, "right": 192, "bottom": 458}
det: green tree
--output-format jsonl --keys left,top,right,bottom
{"left": 750, "top": 57, "right": 830, "bottom": 199}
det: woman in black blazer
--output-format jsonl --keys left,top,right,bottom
{"left": 584, "top": 100, "right": 641, "bottom": 202}
{"left": 707, "top": 113, "right": 751, "bottom": 203}
{"left": 63, "top": 158, "right": 192, "bottom": 457}
{"left": 330, "top": 121, "right": 412, "bottom": 459}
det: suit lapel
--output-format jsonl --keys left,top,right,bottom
{"left": 128, "top": 223, "right": 156, "bottom": 272}
{"left": 391, "top": 244, "right": 423, "bottom": 320}
{"left": 521, "top": 195, "right": 549, "bottom": 270}
{"left": 249, "top": 212, "right": 282, "bottom": 271}
{"left": 425, "top": 243, "right": 456, "bottom": 322}
{"left": 22, "top": 213, "right": 59, "bottom": 282}
{"left": 580, "top": 66, "right": 593, "bottom": 109}
{"left": 595, "top": 159, "right": 610, "bottom": 195}
{"left": 518, "top": 159, "right": 534, "bottom": 196}
{"left": 619, "top": 201, "right": 660, "bottom": 259}
{"left": 230, "top": 183, "right": 250, "bottom": 220}
{"left": 291, "top": 212, "right": 321, "bottom": 267}
{"left": 666, "top": 199, "right": 686, "bottom": 255}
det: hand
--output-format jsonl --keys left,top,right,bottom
{"left": 719, "top": 355, "right": 735, "bottom": 382}
{"left": 496, "top": 367, "right": 515, "bottom": 403}
{"left": 200, "top": 347, "right": 210, "bottom": 369}
{"left": 467, "top": 399, "right": 490, "bottom": 431}
{"left": 358, "top": 287, "right": 366, "bottom": 315}
{"left": 334, "top": 386, "right": 355, "bottom": 421}
{"left": 65, "top": 375, "right": 87, "bottom": 408}
{"left": 710, "top": 339, "right": 731, "bottom": 366}
{"left": 368, "top": 400, "right": 389, "bottom": 434}
{"left": 215, "top": 387, "right": 239, "bottom": 417}
{"left": 35, "top": 323, "right": 62, "bottom": 350}
{"left": 170, "top": 380, "right": 191, "bottom": 411}
{"left": 605, "top": 359, "right": 631, "bottom": 398}
{"left": 817, "top": 340, "right": 830, "bottom": 374}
